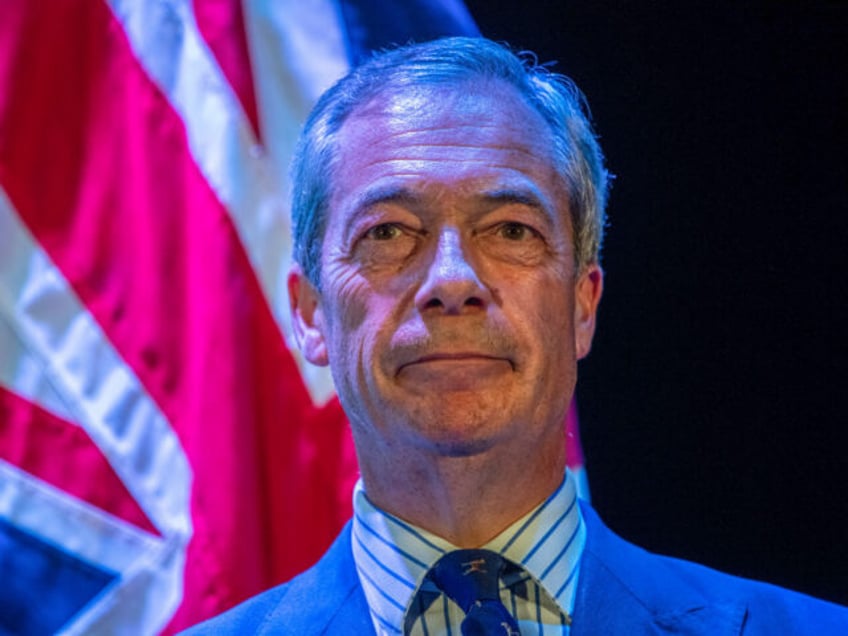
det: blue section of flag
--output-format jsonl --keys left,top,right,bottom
{"left": 338, "top": 0, "right": 480, "bottom": 64}
{"left": 0, "top": 519, "right": 117, "bottom": 636}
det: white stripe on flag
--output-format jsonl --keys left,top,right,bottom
{"left": 245, "top": 0, "right": 351, "bottom": 404}
{"left": 0, "top": 459, "right": 161, "bottom": 576}
{"left": 245, "top": 0, "right": 350, "bottom": 175}
{"left": 0, "top": 187, "right": 192, "bottom": 539}
{"left": 0, "top": 459, "right": 183, "bottom": 636}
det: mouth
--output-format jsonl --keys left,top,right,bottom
{"left": 398, "top": 352, "right": 515, "bottom": 374}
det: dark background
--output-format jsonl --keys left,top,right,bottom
{"left": 464, "top": 0, "right": 847, "bottom": 605}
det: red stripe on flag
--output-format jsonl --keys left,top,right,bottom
{"left": 0, "top": 1, "right": 355, "bottom": 630}
{"left": 0, "top": 385, "right": 160, "bottom": 535}
{"left": 193, "top": 0, "right": 262, "bottom": 141}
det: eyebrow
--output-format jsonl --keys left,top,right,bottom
{"left": 350, "top": 186, "right": 422, "bottom": 216}
{"left": 478, "top": 188, "right": 550, "bottom": 214}
{"left": 341, "top": 186, "right": 420, "bottom": 245}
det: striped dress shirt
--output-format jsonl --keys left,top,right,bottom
{"left": 351, "top": 470, "right": 586, "bottom": 635}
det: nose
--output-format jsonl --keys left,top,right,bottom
{"left": 414, "top": 228, "right": 492, "bottom": 314}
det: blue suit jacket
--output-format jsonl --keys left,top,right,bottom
{"left": 184, "top": 502, "right": 847, "bottom": 634}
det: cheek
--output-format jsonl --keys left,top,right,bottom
{"left": 521, "top": 277, "right": 575, "bottom": 358}
{"left": 323, "top": 264, "right": 371, "bottom": 333}
{"left": 324, "top": 272, "right": 402, "bottom": 376}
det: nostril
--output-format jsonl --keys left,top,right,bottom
{"left": 465, "top": 297, "right": 483, "bottom": 308}
{"left": 424, "top": 298, "right": 444, "bottom": 310}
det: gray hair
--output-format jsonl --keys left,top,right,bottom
{"left": 290, "top": 36, "right": 609, "bottom": 287}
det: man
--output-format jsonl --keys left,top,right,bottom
{"left": 185, "top": 37, "right": 847, "bottom": 635}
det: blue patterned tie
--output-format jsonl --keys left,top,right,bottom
{"left": 430, "top": 549, "right": 521, "bottom": 636}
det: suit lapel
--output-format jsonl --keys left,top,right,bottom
{"left": 323, "top": 580, "right": 375, "bottom": 635}
{"left": 571, "top": 502, "right": 747, "bottom": 635}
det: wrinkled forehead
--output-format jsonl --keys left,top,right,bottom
{"left": 331, "top": 79, "right": 561, "bottom": 188}
{"left": 345, "top": 77, "right": 552, "bottom": 142}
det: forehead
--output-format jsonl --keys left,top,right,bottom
{"left": 329, "top": 80, "right": 564, "bottom": 212}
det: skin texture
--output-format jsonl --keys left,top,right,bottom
{"left": 289, "top": 79, "right": 603, "bottom": 547}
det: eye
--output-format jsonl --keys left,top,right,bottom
{"left": 366, "top": 223, "right": 403, "bottom": 241}
{"left": 497, "top": 222, "right": 539, "bottom": 241}
{"left": 354, "top": 221, "right": 420, "bottom": 267}
{"left": 479, "top": 219, "right": 548, "bottom": 266}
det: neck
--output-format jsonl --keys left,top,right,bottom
{"left": 356, "top": 431, "right": 567, "bottom": 547}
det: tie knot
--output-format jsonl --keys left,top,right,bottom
{"left": 414, "top": 550, "right": 522, "bottom": 636}
{"left": 429, "top": 549, "right": 506, "bottom": 613}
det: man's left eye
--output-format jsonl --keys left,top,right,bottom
{"left": 497, "top": 222, "right": 537, "bottom": 241}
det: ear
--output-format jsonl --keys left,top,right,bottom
{"left": 288, "top": 264, "right": 329, "bottom": 367}
{"left": 574, "top": 263, "right": 604, "bottom": 360}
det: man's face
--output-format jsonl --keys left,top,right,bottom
{"left": 290, "top": 80, "right": 602, "bottom": 464}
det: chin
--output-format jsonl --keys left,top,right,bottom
{"left": 408, "top": 415, "right": 509, "bottom": 458}
{"left": 428, "top": 436, "right": 494, "bottom": 458}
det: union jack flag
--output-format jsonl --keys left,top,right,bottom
{"left": 0, "top": 1, "right": 585, "bottom": 633}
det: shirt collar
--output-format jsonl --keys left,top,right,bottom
{"left": 351, "top": 469, "right": 586, "bottom": 634}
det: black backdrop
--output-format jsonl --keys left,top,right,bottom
{"left": 463, "top": 0, "right": 847, "bottom": 604}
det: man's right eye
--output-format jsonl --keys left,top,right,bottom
{"left": 354, "top": 222, "right": 419, "bottom": 267}
{"left": 366, "top": 223, "right": 402, "bottom": 241}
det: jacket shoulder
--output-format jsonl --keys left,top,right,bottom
{"left": 179, "top": 581, "right": 293, "bottom": 634}
{"left": 576, "top": 501, "right": 848, "bottom": 635}
{"left": 181, "top": 522, "right": 373, "bottom": 635}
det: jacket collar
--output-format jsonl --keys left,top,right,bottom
{"left": 261, "top": 502, "right": 749, "bottom": 635}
